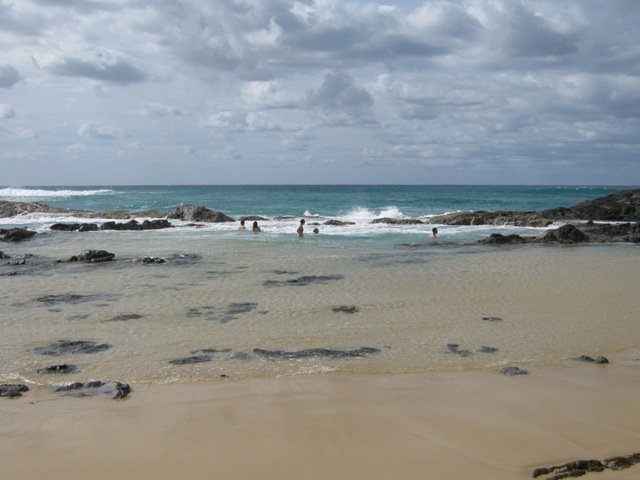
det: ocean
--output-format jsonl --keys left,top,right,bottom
{"left": 1, "top": 185, "right": 639, "bottom": 389}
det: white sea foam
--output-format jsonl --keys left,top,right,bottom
{"left": 0, "top": 187, "right": 113, "bottom": 198}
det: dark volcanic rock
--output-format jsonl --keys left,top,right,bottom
{"left": 54, "top": 380, "right": 131, "bottom": 399}
{"left": 0, "top": 228, "right": 37, "bottom": 242}
{"left": 68, "top": 249, "right": 115, "bottom": 263}
{"left": 36, "top": 293, "right": 106, "bottom": 305}
{"left": 253, "top": 347, "right": 380, "bottom": 360}
{"left": 37, "top": 364, "right": 79, "bottom": 374}
{"left": 534, "top": 452, "right": 640, "bottom": 479}
{"left": 0, "top": 383, "right": 29, "bottom": 398}
{"left": 167, "top": 205, "right": 234, "bottom": 222}
{"left": 169, "top": 354, "right": 214, "bottom": 365}
{"left": 108, "top": 313, "right": 143, "bottom": 322}
{"left": 34, "top": 340, "right": 111, "bottom": 356}
{"left": 431, "top": 211, "right": 552, "bottom": 227}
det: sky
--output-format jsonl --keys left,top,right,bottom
{"left": 0, "top": 0, "right": 639, "bottom": 186}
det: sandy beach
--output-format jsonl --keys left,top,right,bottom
{"left": 2, "top": 348, "right": 640, "bottom": 480}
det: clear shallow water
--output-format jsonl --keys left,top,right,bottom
{"left": 1, "top": 185, "right": 639, "bottom": 388}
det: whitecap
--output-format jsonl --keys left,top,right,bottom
{"left": 0, "top": 187, "right": 113, "bottom": 198}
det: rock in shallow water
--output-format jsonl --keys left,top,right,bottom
{"left": 34, "top": 340, "right": 112, "bottom": 356}
{"left": 54, "top": 380, "right": 132, "bottom": 399}
{"left": 0, "top": 384, "right": 29, "bottom": 398}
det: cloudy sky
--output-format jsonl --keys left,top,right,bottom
{"left": 1, "top": 0, "right": 639, "bottom": 185}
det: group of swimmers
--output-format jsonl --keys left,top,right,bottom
{"left": 238, "top": 218, "right": 318, "bottom": 236}
{"left": 239, "top": 219, "right": 439, "bottom": 238}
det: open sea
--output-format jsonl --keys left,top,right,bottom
{"left": 1, "top": 185, "right": 639, "bottom": 390}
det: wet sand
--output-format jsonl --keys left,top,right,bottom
{"left": 2, "top": 349, "right": 640, "bottom": 480}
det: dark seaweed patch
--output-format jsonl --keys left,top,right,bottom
{"left": 169, "top": 354, "right": 213, "bottom": 365}
{"left": 34, "top": 340, "right": 112, "bottom": 356}
{"left": 253, "top": 347, "right": 380, "bottom": 360}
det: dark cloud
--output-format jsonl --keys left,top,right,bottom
{"left": 308, "top": 72, "right": 374, "bottom": 124}
{"left": 0, "top": 65, "right": 23, "bottom": 88}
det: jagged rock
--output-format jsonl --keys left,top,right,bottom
{"left": 0, "top": 228, "right": 37, "bottom": 242}
{"left": 431, "top": 211, "right": 552, "bottom": 227}
{"left": 141, "top": 256, "right": 167, "bottom": 264}
{"left": 68, "top": 249, "right": 115, "bottom": 263}
{"left": 0, "top": 384, "right": 29, "bottom": 398}
{"left": 166, "top": 205, "right": 234, "bottom": 222}
{"left": 542, "top": 189, "right": 640, "bottom": 222}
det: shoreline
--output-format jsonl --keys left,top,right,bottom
{"left": 2, "top": 348, "right": 639, "bottom": 480}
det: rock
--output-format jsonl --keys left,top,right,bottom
{"left": 166, "top": 205, "right": 234, "bottom": 223}
{"left": 542, "top": 224, "right": 590, "bottom": 243}
{"left": 332, "top": 305, "right": 359, "bottom": 314}
{"left": 34, "top": 340, "right": 112, "bottom": 356}
{"left": 446, "top": 343, "right": 473, "bottom": 357}
{"left": 141, "top": 256, "right": 167, "bottom": 264}
{"left": 477, "top": 346, "right": 499, "bottom": 353}
{"left": 253, "top": 347, "right": 380, "bottom": 360}
{"left": 37, "top": 364, "right": 79, "bottom": 374}
{"left": 481, "top": 316, "right": 503, "bottom": 321}
{"left": 169, "top": 354, "right": 214, "bottom": 365}
{"left": 371, "top": 217, "right": 424, "bottom": 224}
{"left": 0, "top": 228, "right": 37, "bottom": 242}
{"left": 100, "top": 219, "right": 173, "bottom": 230}
{"left": 264, "top": 274, "right": 344, "bottom": 287}
{"left": 500, "top": 366, "right": 528, "bottom": 376}
{"left": 541, "top": 189, "right": 640, "bottom": 222}
{"left": 0, "top": 251, "right": 8, "bottom": 258}
{"left": 0, "top": 383, "right": 29, "bottom": 398}
{"left": 575, "top": 355, "right": 609, "bottom": 364}
{"left": 50, "top": 223, "right": 100, "bottom": 232}
{"left": 324, "top": 219, "right": 356, "bottom": 226}
{"left": 36, "top": 293, "right": 106, "bottom": 305}
{"left": 107, "top": 313, "right": 143, "bottom": 321}
{"left": 431, "top": 211, "right": 552, "bottom": 227}
{"left": 68, "top": 249, "right": 115, "bottom": 263}
{"left": 54, "top": 380, "right": 131, "bottom": 399}
{"left": 479, "top": 233, "right": 536, "bottom": 245}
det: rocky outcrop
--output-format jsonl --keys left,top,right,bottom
{"left": 431, "top": 211, "right": 552, "bottom": 227}
{"left": 0, "top": 384, "right": 29, "bottom": 398}
{"left": 68, "top": 249, "right": 115, "bottom": 263}
{"left": 51, "top": 223, "right": 99, "bottom": 232}
{"left": 541, "top": 189, "right": 640, "bottom": 222}
{"left": 479, "top": 233, "right": 537, "bottom": 245}
{"left": 167, "top": 205, "right": 234, "bottom": 222}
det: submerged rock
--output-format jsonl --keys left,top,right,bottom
{"left": 575, "top": 355, "right": 609, "bottom": 364}
{"left": 332, "top": 305, "right": 359, "bottom": 314}
{"left": 54, "top": 380, "right": 131, "bottom": 399}
{"left": 0, "top": 384, "right": 29, "bottom": 398}
{"left": 34, "top": 340, "right": 112, "bottom": 356}
{"left": 264, "top": 274, "right": 344, "bottom": 287}
{"left": 253, "top": 347, "right": 380, "bottom": 360}
{"left": 37, "top": 364, "right": 79, "bottom": 374}
{"left": 500, "top": 366, "right": 528, "bottom": 376}
{"left": 101, "top": 219, "right": 173, "bottom": 230}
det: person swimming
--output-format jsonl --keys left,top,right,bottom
{"left": 252, "top": 221, "right": 262, "bottom": 232}
{"left": 431, "top": 227, "right": 438, "bottom": 238}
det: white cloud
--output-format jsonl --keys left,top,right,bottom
{"left": 0, "top": 104, "right": 16, "bottom": 119}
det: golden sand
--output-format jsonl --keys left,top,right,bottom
{"left": 2, "top": 349, "right": 639, "bottom": 480}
